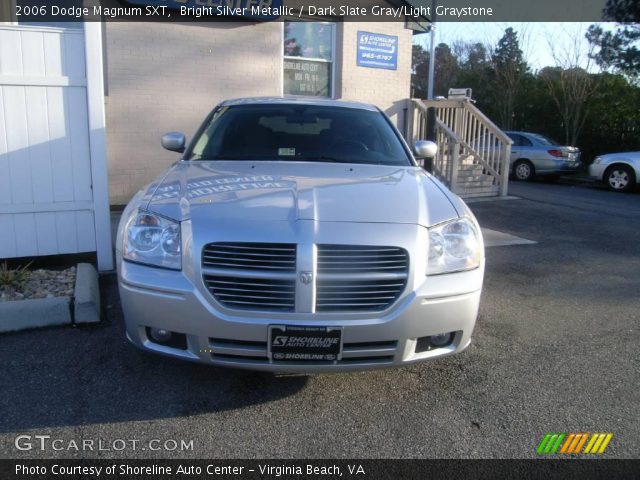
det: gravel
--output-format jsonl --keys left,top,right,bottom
{"left": 0, "top": 267, "right": 76, "bottom": 302}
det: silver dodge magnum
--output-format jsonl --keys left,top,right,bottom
{"left": 116, "top": 97, "right": 484, "bottom": 372}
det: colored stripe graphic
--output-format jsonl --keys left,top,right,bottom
{"left": 597, "top": 433, "right": 613, "bottom": 454}
{"left": 583, "top": 433, "right": 599, "bottom": 453}
{"left": 560, "top": 434, "right": 575, "bottom": 454}
{"left": 550, "top": 434, "right": 565, "bottom": 453}
{"left": 537, "top": 434, "right": 553, "bottom": 454}
{"left": 537, "top": 433, "right": 613, "bottom": 454}
{"left": 573, "top": 433, "right": 589, "bottom": 453}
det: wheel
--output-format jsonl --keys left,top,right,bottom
{"left": 605, "top": 165, "right": 635, "bottom": 192}
{"left": 513, "top": 160, "right": 535, "bottom": 181}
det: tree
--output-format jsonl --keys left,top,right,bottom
{"left": 586, "top": 0, "right": 640, "bottom": 79}
{"left": 586, "top": 24, "right": 640, "bottom": 80}
{"left": 580, "top": 72, "right": 640, "bottom": 161}
{"left": 411, "top": 44, "right": 430, "bottom": 98}
{"left": 601, "top": 0, "right": 639, "bottom": 21}
{"left": 433, "top": 43, "right": 461, "bottom": 97}
{"left": 541, "top": 25, "right": 600, "bottom": 146}
{"left": 540, "top": 67, "right": 596, "bottom": 146}
{"left": 490, "top": 28, "right": 529, "bottom": 129}
{"left": 410, "top": 43, "right": 460, "bottom": 99}
{"left": 455, "top": 42, "right": 493, "bottom": 111}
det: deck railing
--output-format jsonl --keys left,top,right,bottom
{"left": 406, "top": 98, "right": 512, "bottom": 197}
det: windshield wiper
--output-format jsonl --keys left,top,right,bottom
{"left": 207, "top": 155, "right": 282, "bottom": 160}
{"left": 196, "top": 155, "right": 361, "bottom": 163}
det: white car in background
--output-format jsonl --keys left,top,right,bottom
{"left": 589, "top": 152, "right": 640, "bottom": 192}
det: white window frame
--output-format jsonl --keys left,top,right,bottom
{"left": 282, "top": 21, "right": 336, "bottom": 99}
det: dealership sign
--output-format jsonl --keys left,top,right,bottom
{"left": 125, "top": 0, "right": 283, "bottom": 19}
{"left": 357, "top": 31, "right": 398, "bottom": 70}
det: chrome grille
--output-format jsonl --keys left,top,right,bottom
{"left": 202, "top": 243, "right": 296, "bottom": 271}
{"left": 316, "top": 278, "right": 407, "bottom": 311}
{"left": 202, "top": 242, "right": 296, "bottom": 312}
{"left": 201, "top": 243, "right": 408, "bottom": 313}
{"left": 203, "top": 275, "right": 295, "bottom": 311}
{"left": 316, "top": 245, "right": 409, "bottom": 312}
{"left": 317, "top": 245, "right": 408, "bottom": 273}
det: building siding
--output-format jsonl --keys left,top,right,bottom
{"left": 105, "top": 21, "right": 413, "bottom": 205}
{"left": 104, "top": 21, "right": 283, "bottom": 205}
{"left": 337, "top": 22, "right": 413, "bottom": 136}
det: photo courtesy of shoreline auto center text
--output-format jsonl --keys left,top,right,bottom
{"left": 0, "top": 0, "right": 638, "bottom": 479}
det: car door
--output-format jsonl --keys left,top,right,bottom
{"left": 508, "top": 133, "right": 535, "bottom": 164}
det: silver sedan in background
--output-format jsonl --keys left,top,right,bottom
{"left": 505, "top": 131, "right": 582, "bottom": 181}
{"left": 116, "top": 97, "right": 485, "bottom": 372}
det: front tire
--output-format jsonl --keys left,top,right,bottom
{"left": 513, "top": 160, "right": 535, "bottom": 182}
{"left": 605, "top": 165, "right": 635, "bottom": 192}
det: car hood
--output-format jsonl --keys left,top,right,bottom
{"left": 141, "top": 161, "right": 459, "bottom": 227}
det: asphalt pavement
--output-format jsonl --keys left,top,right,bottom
{"left": 1, "top": 181, "right": 638, "bottom": 459}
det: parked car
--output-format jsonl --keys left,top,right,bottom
{"left": 505, "top": 131, "right": 582, "bottom": 181}
{"left": 589, "top": 151, "right": 640, "bottom": 192}
{"left": 116, "top": 97, "right": 485, "bottom": 372}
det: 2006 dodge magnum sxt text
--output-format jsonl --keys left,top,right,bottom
{"left": 116, "top": 97, "right": 485, "bottom": 372}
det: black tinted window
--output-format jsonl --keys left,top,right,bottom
{"left": 187, "top": 105, "right": 411, "bottom": 166}
{"left": 508, "top": 133, "right": 533, "bottom": 147}
{"left": 507, "top": 134, "right": 521, "bottom": 146}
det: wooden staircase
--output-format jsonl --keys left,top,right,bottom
{"left": 406, "top": 99, "right": 512, "bottom": 199}
{"left": 455, "top": 162, "right": 500, "bottom": 198}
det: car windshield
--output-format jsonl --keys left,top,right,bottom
{"left": 186, "top": 104, "right": 411, "bottom": 166}
{"left": 529, "top": 133, "right": 560, "bottom": 146}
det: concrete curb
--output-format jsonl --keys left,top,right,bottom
{"left": 0, "top": 297, "right": 72, "bottom": 333}
{"left": 74, "top": 263, "right": 101, "bottom": 324}
{"left": 465, "top": 195, "right": 521, "bottom": 204}
{"left": 558, "top": 175, "right": 602, "bottom": 187}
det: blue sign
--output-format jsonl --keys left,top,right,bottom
{"left": 357, "top": 31, "right": 398, "bottom": 70}
{"left": 125, "top": 0, "right": 283, "bottom": 19}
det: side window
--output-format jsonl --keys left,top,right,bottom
{"left": 507, "top": 134, "right": 521, "bottom": 147}
{"left": 520, "top": 135, "right": 533, "bottom": 147}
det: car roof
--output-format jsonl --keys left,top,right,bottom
{"left": 220, "top": 96, "right": 380, "bottom": 112}
{"left": 505, "top": 131, "right": 541, "bottom": 136}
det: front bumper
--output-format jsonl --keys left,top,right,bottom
{"left": 118, "top": 260, "right": 482, "bottom": 372}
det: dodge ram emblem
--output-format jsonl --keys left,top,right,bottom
{"left": 299, "top": 271, "right": 313, "bottom": 285}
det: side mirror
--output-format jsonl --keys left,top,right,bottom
{"left": 161, "top": 132, "right": 186, "bottom": 153}
{"left": 414, "top": 140, "right": 438, "bottom": 158}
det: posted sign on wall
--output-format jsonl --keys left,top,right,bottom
{"left": 357, "top": 31, "right": 398, "bottom": 70}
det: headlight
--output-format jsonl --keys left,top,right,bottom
{"left": 593, "top": 157, "right": 602, "bottom": 164}
{"left": 123, "top": 210, "right": 181, "bottom": 270}
{"left": 428, "top": 218, "right": 482, "bottom": 275}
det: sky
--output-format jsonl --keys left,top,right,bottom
{"left": 413, "top": 22, "right": 610, "bottom": 71}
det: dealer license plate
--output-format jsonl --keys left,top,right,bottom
{"left": 268, "top": 325, "right": 343, "bottom": 362}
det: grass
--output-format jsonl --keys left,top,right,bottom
{"left": 0, "top": 261, "right": 32, "bottom": 289}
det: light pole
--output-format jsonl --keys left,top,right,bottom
{"left": 427, "top": 0, "right": 436, "bottom": 100}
